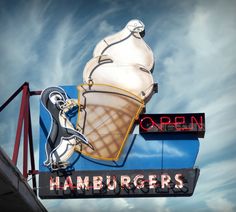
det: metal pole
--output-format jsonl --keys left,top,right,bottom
{"left": 12, "top": 84, "right": 28, "bottom": 165}
{"left": 23, "top": 89, "right": 29, "bottom": 178}
{"left": 28, "top": 103, "right": 38, "bottom": 195}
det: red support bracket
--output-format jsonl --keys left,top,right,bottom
{"left": 0, "top": 82, "right": 42, "bottom": 196}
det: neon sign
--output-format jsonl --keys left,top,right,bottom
{"left": 39, "top": 169, "right": 199, "bottom": 198}
{"left": 139, "top": 113, "right": 205, "bottom": 138}
{"left": 38, "top": 20, "right": 205, "bottom": 199}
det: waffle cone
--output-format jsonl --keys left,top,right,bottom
{"left": 76, "top": 84, "right": 144, "bottom": 160}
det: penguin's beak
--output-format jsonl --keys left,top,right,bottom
{"left": 81, "top": 138, "right": 95, "bottom": 151}
{"left": 86, "top": 142, "right": 95, "bottom": 151}
{"left": 74, "top": 132, "right": 95, "bottom": 151}
{"left": 140, "top": 29, "right": 145, "bottom": 38}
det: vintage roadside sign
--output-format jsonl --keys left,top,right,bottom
{"left": 38, "top": 19, "right": 204, "bottom": 199}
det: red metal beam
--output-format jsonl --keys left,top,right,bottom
{"left": 12, "top": 84, "right": 28, "bottom": 165}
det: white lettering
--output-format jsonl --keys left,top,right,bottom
{"left": 149, "top": 175, "right": 158, "bottom": 189}
{"left": 161, "top": 174, "right": 171, "bottom": 189}
{"left": 175, "top": 174, "right": 184, "bottom": 189}
{"left": 106, "top": 176, "right": 117, "bottom": 190}
{"left": 50, "top": 176, "right": 60, "bottom": 190}
{"left": 63, "top": 176, "right": 74, "bottom": 190}
{"left": 133, "top": 174, "right": 145, "bottom": 189}
{"left": 93, "top": 176, "right": 103, "bottom": 190}
{"left": 77, "top": 176, "right": 90, "bottom": 190}
{"left": 121, "top": 175, "right": 131, "bottom": 189}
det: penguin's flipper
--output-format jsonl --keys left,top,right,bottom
{"left": 66, "top": 128, "right": 95, "bottom": 150}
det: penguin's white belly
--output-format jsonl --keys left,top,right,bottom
{"left": 51, "top": 138, "right": 76, "bottom": 163}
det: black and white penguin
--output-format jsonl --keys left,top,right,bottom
{"left": 41, "top": 86, "right": 93, "bottom": 170}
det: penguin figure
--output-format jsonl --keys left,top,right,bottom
{"left": 41, "top": 86, "right": 93, "bottom": 171}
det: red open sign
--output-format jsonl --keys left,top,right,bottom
{"left": 139, "top": 113, "right": 205, "bottom": 138}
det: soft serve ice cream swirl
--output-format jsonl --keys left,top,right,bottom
{"left": 83, "top": 19, "right": 155, "bottom": 102}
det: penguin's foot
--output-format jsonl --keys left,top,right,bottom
{"left": 51, "top": 161, "right": 70, "bottom": 170}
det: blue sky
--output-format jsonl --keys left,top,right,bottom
{"left": 0, "top": 0, "right": 236, "bottom": 211}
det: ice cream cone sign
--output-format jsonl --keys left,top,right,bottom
{"left": 76, "top": 19, "right": 156, "bottom": 161}
{"left": 40, "top": 19, "right": 156, "bottom": 170}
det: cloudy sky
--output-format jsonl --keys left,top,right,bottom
{"left": 0, "top": 0, "right": 236, "bottom": 211}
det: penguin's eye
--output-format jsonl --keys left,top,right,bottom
{"left": 55, "top": 96, "right": 61, "bottom": 100}
{"left": 49, "top": 94, "right": 63, "bottom": 104}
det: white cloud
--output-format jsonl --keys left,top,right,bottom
{"left": 126, "top": 198, "right": 170, "bottom": 212}
{"left": 197, "top": 159, "right": 236, "bottom": 194}
{"left": 150, "top": 0, "right": 236, "bottom": 162}
{"left": 206, "top": 197, "right": 234, "bottom": 212}
{"left": 43, "top": 197, "right": 170, "bottom": 212}
{"left": 43, "top": 198, "right": 133, "bottom": 212}
{"left": 148, "top": 1, "right": 236, "bottom": 210}
{"left": 151, "top": 0, "right": 236, "bottom": 112}
{"left": 98, "top": 20, "right": 115, "bottom": 35}
{"left": 193, "top": 158, "right": 236, "bottom": 211}
{"left": 38, "top": 9, "right": 119, "bottom": 88}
